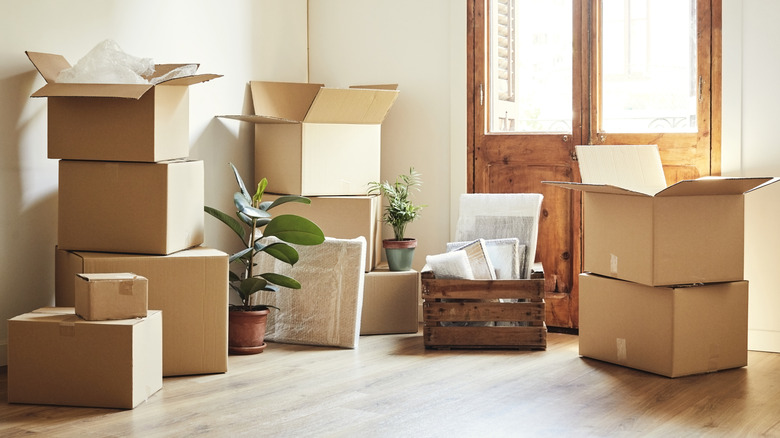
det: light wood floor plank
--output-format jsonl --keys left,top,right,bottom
{"left": 2, "top": 329, "right": 779, "bottom": 437}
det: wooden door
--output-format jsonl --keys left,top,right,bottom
{"left": 467, "top": 0, "right": 720, "bottom": 329}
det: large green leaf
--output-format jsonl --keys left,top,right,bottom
{"left": 261, "top": 195, "right": 311, "bottom": 211}
{"left": 260, "top": 272, "right": 301, "bottom": 289}
{"left": 229, "top": 246, "right": 253, "bottom": 263}
{"left": 238, "top": 277, "right": 269, "bottom": 301}
{"left": 229, "top": 163, "right": 252, "bottom": 201}
{"left": 260, "top": 242, "right": 299, "bottom": 265}
{"left": 204, "top": 206, "right": 245, "bottom": 242}
{"left": 264, "top": 215, "right": 325, "bottom": 245}
{"left": 234, "top": 193, "right": 270, "bottom": 219}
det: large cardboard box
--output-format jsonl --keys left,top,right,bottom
{"left": 545, "top": 145, "right": 775, "bottom": 286}
{"left": 579, "top": 273, "right": 748, "bottom": 378}
{"left": 264, "top": 194, "right": 382, "bottom": 272}
{"left": 55, "top": 246, "right": 228, "bottom": 377}
{"left": 360, "top": 264, "right": 419, "bottom": 335}
{"left": 8, "top": 308, "right": 162, "bottom": 409}
{"left": 58, "top": 159, "right": 204, "bottom": 255}
{"left": 26, "top": 51, "right": 221, "bottom": 162}
{"left": 75, "top": 273, "right": 148, "bottom": 321}
{"left": 221, "top": 81, "right": 399, "bottom": 195}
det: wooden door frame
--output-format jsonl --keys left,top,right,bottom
{"left": 466, "top": 0, "right": 721, "bottom": 330}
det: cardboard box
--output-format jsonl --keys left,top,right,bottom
{"left": 58, "top": 159, "right": 204, "bottom": 255}
{"left": 26, "top": 51, "right": 221, "bottom": 162}
{"left": 75, "top": 273, "right": 148, "bottom": 321}
{"left": 360, "top": 264, "right": 419, "bottom": 335}
{"left": 221, "top": 81, "right": 399, "bottom": 195}
{"left": 264, "top": 193, "right": 382, "bottom": 272}
{"left": 8, "top": 308, "right": 162, "bottom": 409}
{"left": 55, "top": 246, "right": 228, "bottom": 377}
{"left": 545, "top": 145, "right": 776, "bottom": 286}
{"left": 579, "top": 273, "right": 748, "bottom": 378}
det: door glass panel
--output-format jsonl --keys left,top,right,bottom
{"left": 601, "top": 0, "right": 697, "bottom": 133}
{"left": 488, "top": 0, "right": 572, "bottom": 133}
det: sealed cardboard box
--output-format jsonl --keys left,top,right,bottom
{"left": 221, "top": 81, "right": 399, "bottom": 195}
{"left": 55, "top": 246, "right": 228, "bottom": 377}
{"left": 75, "top": 272, "right": 148, "bottom": 321}
{"left": 545, "top": 145, "right": 776, "bottom": 286}
{"left": 578, "top": 273, "right": 748, "bottom": 378}
{"left": 8, "top": 308, "right": 162, "bottom": 409}
{"left": 361, "top": 264, "right": 419, "bottom": 335}
{"left": 264, "top": 193, "right": 382, "bottom": 272}
{"left": 58, "top": 159, "right": 204, "bottom": 255}
{"left": 26, "top": 51, "right": 221, "bottom": 162}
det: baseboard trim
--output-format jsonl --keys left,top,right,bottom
{"left": 748, "top": 329, "right": 780, "bottom": 353}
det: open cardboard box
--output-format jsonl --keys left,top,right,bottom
{"left": 26, "top": 51, "right": 221, "bottom": 162}
{"left": 221, "top": 81, "right": 399, "bottom": 195}
{"left": 545, "top": 145, "right": 777, "bottom": 286}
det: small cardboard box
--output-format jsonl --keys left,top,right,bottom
{"left": 26, "top": 51, "right": 221, "bottom": 162}
{"left": 75, "top": 273, "right": 148, "bottom": 321}
{"left": 58, "top": 159, "right": 204, "bottom": 255}
{"left": 545, "top": 145, "right": 776, "bottom": 286}
{"left": 578, "top": 273, "right": 748, "bottom": 378}
{"left": 264, "top": 193, "right": 382, "bottom": 272}
{"left": 221, "top": 81, "right": 399, "bottom": 195}
{"left": 8, "top": 308, "right": 162, "bottom": 409}
{"left": 360, "top": 264, "right": 419, "bottom": 335}
{"left": 55, "top": 246, "right": 228, "bottom": 377}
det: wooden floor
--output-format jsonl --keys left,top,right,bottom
{"left": 2, "top": 328, "right": 780, "bottom": 437}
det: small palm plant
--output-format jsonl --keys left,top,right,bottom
{"left": 205, "top": 163, "right": 325, "bottom": 311}
{"left": 368, "top": 167, "right": 424, "bottom": 241}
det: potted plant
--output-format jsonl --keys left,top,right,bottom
{"left": 368, "top": 167, "right": 424, "bottom": 271}
{"left": 205, "top": 163, "right": 325, "bottom": 354}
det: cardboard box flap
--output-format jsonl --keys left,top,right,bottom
{"left": 217, "top": 114, "right": 299, "bottom": 125}
{"left": 656, "top": 176, "right": 776, "bottom": 197}
{"left": 350, "top": 84, "right": 399, "bottom": 91}
{"left": 305, "top": 87, "right": 399, "bottom": 124}
{"left": 26, "top": 51, "right": 71, "bottom": 83}
{"left": 576, "top": 145, "right": 667, "bottom": 195}
{"left": 31, "top": 83, "right": 154, "bottom": 99}
{"left": 543, "top": 181, "right": 651, "bottom": 196}
{"left": 250, "top": 81, "right": 325, "bottom": 123}
{"left": 27, "top": 52, "right": 220, "bottom": 99}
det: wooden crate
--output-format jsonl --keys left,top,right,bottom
{"left": 421, "top": 271, "right": 546, "bottom": 350}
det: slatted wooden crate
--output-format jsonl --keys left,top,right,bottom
{"left": 421, "top": 271, "right": 546, "bottom": 350}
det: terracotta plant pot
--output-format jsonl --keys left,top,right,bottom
{"left": 228, "top": 308, "right": 270, "bottom": 355}
{"left": 383, "top": 238, "right": 417, "bottom": 271}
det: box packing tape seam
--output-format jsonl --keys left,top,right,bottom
{"left": 708, "top": 343, "right": 720, "bottom": 373}
{"left": 119, "top": 280, "right": 134, "bottom": 295}
{"left": 616, "top": 337, "right": 628, "bottom": 363}
{"left": 610, "top": 254, "right": 619, "bottom": 275}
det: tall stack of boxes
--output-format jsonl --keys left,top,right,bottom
{"left": 222, "top": 81, "right": 419, "bottom": 336}
{"left": 7, "top": 51, "right": 228, "bottom": 409}
{"left": 547, "top": 145, "right": 776, "bottom": 378}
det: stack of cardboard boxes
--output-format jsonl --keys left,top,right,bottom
{"left": 222, "top": 81, "right": 419, "bottom": 337}
{"left": 547, "top": 145, "right": 776, "bottom": 378}
{"left": 7, "top": 51, "right": 228, "bottom": 409}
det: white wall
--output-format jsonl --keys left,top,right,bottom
{"left": 0, "top": 0, "right": 309, "bottom": 366}
{"left": 307, "top": 0, "right": 467, "bottom": 268}
{"left": 728, "top": 0, "right": 780, "bottom": 352}
{"left": 0, "top": 0, "right": 465, "bottom": 366}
